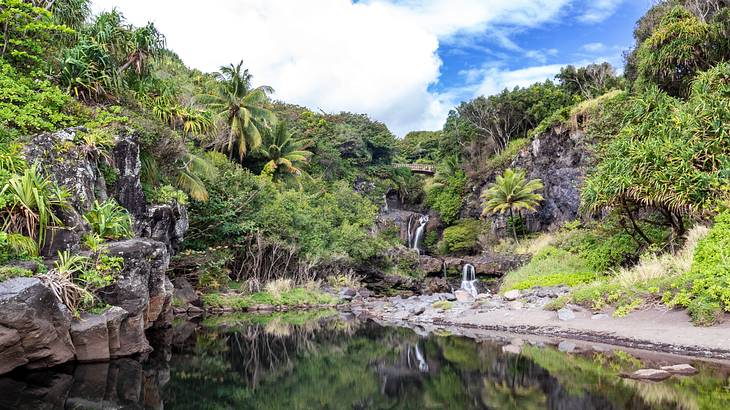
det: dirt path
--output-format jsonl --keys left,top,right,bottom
{"left": 354, "top": 295, "right": 730, "bottom": 360}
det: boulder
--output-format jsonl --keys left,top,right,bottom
{"left": 557, "top": 307, "right": 576, "bottom": 321}
{"left": 454, "top": 289, "right": 474, "bottom": 303}
{"left": 508, "top": 301, "right": 524, "bottom": 310}
{"left": 339, "top": 287, "right": 356, "bottom": 301}
{"left": 442, "top": 257, "right": 464, "bottom": 271}
{"left": 99, "top": 239, "right": 170, "bottom": 321}
{"left": 424, "top": 277, "right": 450, "bottom": 294}
{"left": 418, "top": 255, "right": 443, "bottom": 274}
{"left": 110, "top": 313, "right": 150, "bottom": 358}
{"left": 626, "top": 369, "right": 672, "bottom": 381}
{"left": 504, "top": 290, "right": 520, "bottom": 301}
{"left": 660, "top": 364, "right": 698, "bottom": 375}
{"left": 0, "top": 278, "right": 75, "bottom": 373}
{"left": 558, "top": 340, "right": 577, "bottom": 353}
{"left": 462, "top": 253, "right": 530, "bottom": 276}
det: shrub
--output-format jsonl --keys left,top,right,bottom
{"left": 83, "top": 200, "right": 133, "bottom": 240}
{"left": 558, "top": 227, "right": 637, "bottom": 272}
{"left": 425, "top": 169, "right": 466, "bottom": 226}
{"left": 0, "top": 61, "right": 77, "bottom": 133}
{"left": 152, "top": 184, "right": 189, "bottom": 205}
{"left": 664, "top": 211, "right": 730, "bottom": 325}
{"left": 438, "top": 219, "right": 482, "bottom": 255}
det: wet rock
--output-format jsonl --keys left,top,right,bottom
{"left": 0, "top": 278, "right": 75, "bottom": 373}
{"left": 558, "top": 341, "right": 577, "bottom": 353}
{"left": 660, "top": 364, "right": 698, "bottom": 375}
{"left": 70, "top": 313, "right": 110, "bottom": 362}
{"left": 558, "top": 307, "right": 576, "bottom": 321}
{"left": 626, "top": 369, "right": 672, "bottom": 381}
{"left": 504, "top": 290, "right": 520, "bottom": 301}
{"left": 454, "top": 289, "right": 474, "bottom": 303}
{"left": 442, "top": 257, "right": 465, "bottom": 271}
{"left": 111, "top": 313, "right": 150, "bottom": 358}
{"left": 418, "top": 255, "right": 443, "bottom": 274}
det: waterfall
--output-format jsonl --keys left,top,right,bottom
{"left": 408, "top": 215, "right": 428, "bottom": 254}
{"left": 460, "top": 263, "right": 478, "bottom": 297}
{"left": 414, "top": 344, "right": 429, "bottom": 372}
{"left": 383, "top": 194, "right": 389, "bottom": 213}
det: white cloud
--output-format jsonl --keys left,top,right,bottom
{"left": 91, "top": 0, "right": 575, "bottom": 135}
{"left": 582, "top": 42, "right": 606, "bottom": 52}
{"left": 578, "top": 0, "right": 626, "bottom": 23}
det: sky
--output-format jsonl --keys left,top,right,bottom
{"left": 91, "top": 0, "right": 652, "bottom": 136}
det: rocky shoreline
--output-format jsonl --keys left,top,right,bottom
{"left": 349, "top": 287, "right": 730, "bottom": 361}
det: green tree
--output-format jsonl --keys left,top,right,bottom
{"left": 0, "top": 0, "right": 71, "bottom": 70}
{"left": 259, "top": 122, "right": 313, "bottom": 184}
{"left": 634, "top": 5, "right": 729, "bottom": 98}
{"left": 481, "top": 168, "right": 543, "bottom": 242}
{"left": 203, "top": 61, "right": 276, "bottom": 161}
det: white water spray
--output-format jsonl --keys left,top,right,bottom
{"left": 460, "top": 264, "right": 478, "bottom": 298}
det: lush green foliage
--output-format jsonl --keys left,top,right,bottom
{"left": 583, "top": 64, "right": 730, "bottom": 231}
{"left": 0, "top": 0, "right": 72, "bottom": 70}
{"left": 425, "top": 159, "right": 466, "bottom": 226}
{"left": 438, "top": 219, "right": 482, "bottom": 255}
{"left": 481, "top": 168, "right": 543, "bottom": 241}
{"left": 665, "top": 211, "right": 730, "bottom": 325}
{"left": 0, "top": 264, "right": 32, "bottom": 281}
{"left": 257, "top": 121, "right": 312, "bottom": 184}
{"left": 0, "top": 61, "right": 77, "bottom": 133}
{"left": 634, "top": 6, "right": 729, "bottom": 98}
{"left": 83, "top": 199, "right": 133, "bottom": 239}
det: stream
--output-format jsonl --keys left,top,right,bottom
{"left": 1, "top": 311, "right": 729, "bottom": 409}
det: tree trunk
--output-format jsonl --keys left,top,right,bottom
{"left": 509, "top": 207, "right": 519, "bottom": 245}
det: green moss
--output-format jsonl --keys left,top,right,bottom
{"left": 432, "top": 300, "right": 453, "bottom": 310}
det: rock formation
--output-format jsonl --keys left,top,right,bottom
{"left": 0, "top": 128, "right": 188, "bottom": 375}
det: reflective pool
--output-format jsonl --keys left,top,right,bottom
{"left": 1, "top": 310, "right": 729, "bottom": 409}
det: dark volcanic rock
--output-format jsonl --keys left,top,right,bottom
{"left": 418, "top": 255, "right": 443, "bottom": 274}
{"left": 142, "top": 202, "right": 189, "bottom": 254}
{"left": 70, "top": 313, "right": 110, "bottom": 362}
{"left": 172, "top": 277, "right": 200, "bottom": 307}
{"left": 0, "top": 278, "right": 75, "bottom": 374}
{"left": 503, "top": 126, "right": 593, "bottom": 232}
{"left": 99, "top": 239, "right": 171, "bottom": 327}
{"left": 112, "top": 132, "right": 147, "bottom": 220}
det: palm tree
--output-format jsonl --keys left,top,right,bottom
{"left": 202, "top": 61, "right": 276, "bottom": 161}
{"left": 259, "top": 122, "right": 312, "bottom": 184}
{"left": 481, "top": 168, "right": 543, "bottom": 242}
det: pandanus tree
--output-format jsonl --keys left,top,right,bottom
{"left": 203, "top": 61, "right": 276, "bottom": 161}
{"left": 260, "top": 122, "right": 313, "bottom": 184}
{"left": 481, "top": 168, "right": 543, "bottom": 242}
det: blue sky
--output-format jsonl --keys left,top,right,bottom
{"left": 92, "top": 0, "right": 652, "bottom": 135}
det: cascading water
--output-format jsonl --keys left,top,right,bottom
{"left": 460, "top": 264, "right": 478, "bottom": 298}
{"left": 383, "top": 194, "right": 389, "bottom": 213}
{"left": 408, "top": 214, "right": 429, "bottom": 254}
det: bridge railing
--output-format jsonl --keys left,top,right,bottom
{"left": 393, "top": 163, "right": 436, "bottom": 174}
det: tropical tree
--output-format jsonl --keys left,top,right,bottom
{"left": 259, "top": 122, "right": 312, "bottom": 184}
{"left": 481, "top": 168, "right": 543, "bottom": 242}
{"left": 202, "top": 61, "right": 276, "bottom": 161}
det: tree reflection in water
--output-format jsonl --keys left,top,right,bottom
{"left": 0, "top": 311, "right": 729, "bottom": 409}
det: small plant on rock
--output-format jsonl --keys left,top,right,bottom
{"left": 83, "top": 199, "right": 133, "bottom": 239}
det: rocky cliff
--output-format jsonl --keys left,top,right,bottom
{"left": 0, "top": 128, "right": 187, "bottom": 375}
{"left": 463, "top": 124, "right": 594, "bottom": 235}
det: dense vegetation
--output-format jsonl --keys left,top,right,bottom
{"left": 0, "top": 0, "right": 727, "bottom": 324}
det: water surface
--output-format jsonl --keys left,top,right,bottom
{"left": 1, "top": 310, "right": 729, "bottom": 409}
